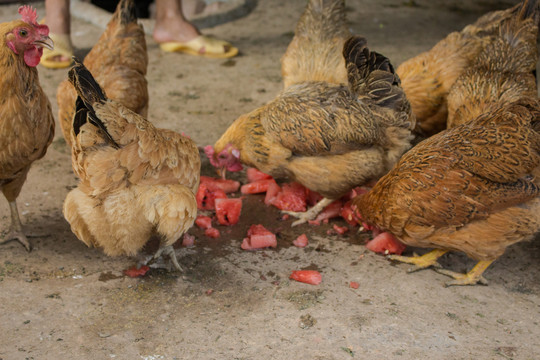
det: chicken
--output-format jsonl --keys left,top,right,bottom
{"left": 210, "top": 0, "right": 415, "bottom": 227}
{"left": 353, "top": 11, "right": 540, "bottom": 286}
{"left": 280, "top": 0, "right": 350, "bottom": 88}
{"left": 63, "top": 59, "right": 200, "bottom": 271}
{"left": 446, "top": 1, "right": 539, "bottom": 128}
{"left": 57, "top": 0, "right": 148, "bottom": 148}
{"left": 397, "top": 0, "right": 538, "bottom": 138}
{"left": 0, "top": 6, "right": 54, "bottom": 251}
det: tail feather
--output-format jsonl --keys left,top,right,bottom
{"left": 115, "top": 0, "right": 138, "bottom": 26}
{"left": 68, "top": 58, "right": 119, "bottom": 148}
{"left": 518, "top": 0, "right": 540, "bottom": 22}
{"left": 343, "top": 36, "right": 402, "bottom": 109}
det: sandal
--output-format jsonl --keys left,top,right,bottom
{"left": 159, "top": 35, "right": 238, "bottom": 59}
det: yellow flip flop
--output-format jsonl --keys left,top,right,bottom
{"left": 160, "top": 35, "right": 238, "bottom": 59}
{"left": 41, "top": 33, "right": 73, "bottom": 69}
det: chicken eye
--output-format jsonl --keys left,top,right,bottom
{"left": 19, "top": 29, "right": 28, "bottom": 37}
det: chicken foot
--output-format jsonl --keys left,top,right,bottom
{"left": 153, "top": 245, "right": 183, "bottom": 272}
{"left": 387, "top": 249, "right": 448, "bottom": 273}
{"left": 0, "top": 201, "right": 31, "bottom": 252}
{"left": 283, "top": 197, "right": 334, "bottom": 227}
{"left": 435, "top": 260, "right": 492, "bottom": 287}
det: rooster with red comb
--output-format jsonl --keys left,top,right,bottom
{"left": 0, "top": 6, "right": 55, "bottom": 251}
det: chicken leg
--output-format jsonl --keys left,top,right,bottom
{"left": 283, "top": 197, "right": 334, "bottom": 227}
{"left": 388, "top": 249, "right": 448, "bottom": 272}
{"left": 0, "top": 201, "right": 31, "bottom": 251}
{"left": 435, "top": 260, "right": 492, "bottom": 287}
{"left": 153, "top": 245, "right": 183, "bottom": 272}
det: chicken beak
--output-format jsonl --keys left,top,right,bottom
{"left": 33, "top": 35, "right": 54, "bottom": 50}
{"left": 217, "top": 167, "right": 227, "bottom": 179}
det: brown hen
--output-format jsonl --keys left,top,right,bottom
{"left": 0, "top": 7, "right": 55, "bottom": 251}
{"left": 398, "top": 0, "right": 539, "bottom": 138}
{"left": 57, "top": 0, "right": 148, "bottom": 148}
{"left": 354, "top": 100, "right": 540, "bottom": 286}
{"left": 355, "top": 4, "right": 540, "bottom": 286}
{"left": 63, "top": 59, "right": 200, "bottom": 271}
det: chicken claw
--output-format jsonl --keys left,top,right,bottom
{"left": 283, "top": 197, "right": 334, "bottom": 227}
{"left": 0, "top": 201, "right": 31, "bottom": 251}
{"left": 0, "top": 230, "right": 31, "bottom": 252}
{"left": 387, "top": 249, "right": 448, "bottom": 273}
{"left": 153, "top": 245, "right": 183, "bottom": 272}
{"left": 435, "top": 260, "right": 492, "bottom": 287}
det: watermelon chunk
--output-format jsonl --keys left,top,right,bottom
{"left": 182, "top": 233, "right": 195, "bottom": 247}
{"left": 271, "top": 182, "right": 307, "bottom": 212}
{"left": 200, "top": 176, "right": 240, "bottom": 193}
{"left": 241, "top": 224, "right": 277, "bottom": 250}
{"left": 205, "top": 227, "right": 221, "bottom": 238}
{"left": 340, "top": 200, "right": 360, "bottom": 226}
{"left": 240, "top": 179, "right": 277, "bottom": 194}
{"left": 196, "top": 183, "right": 227, "bottom": 210}
{"left": 289, "top": 270, "right": 322, "bottom": 285}
{"left": 195, "top": 215, "right": 213, "bottom": 229}
{"left": 123, "top": 265, "right": 150, "bottom": 278}
{"left": 314, "top": 200, "right": 343, "bottom": 222}
{"left": 264, "top": 181, "right": 282, "bottom": 206}
{"left": 366, "top": 232, "right": 406, "bottom": 255}
{"left": 215, "top": 198, "right": 242, "bottom": 225}
{"left": 247, "top": 168, "right": 273, "bottom": 182}
{"left": 306, "top": 189, "right": 323, "bottom": 207}
{"left": 333, "top": 224, "right": 349, "bottom": 235}
{"left": 293, "top": 234, "right": 308, "bottom": 248}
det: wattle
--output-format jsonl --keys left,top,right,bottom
{"left": 23, "top": 46, "right": 43, "bottom": 67}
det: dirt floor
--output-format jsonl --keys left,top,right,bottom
{"left": 0, "top": 0, "right": 539, "bottom": 359}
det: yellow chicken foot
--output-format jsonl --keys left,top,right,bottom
{"left": 388, "top": 249, "right": 448, "bottom": 273}
{"left": 0, "top": 201, "right": 31, "bottom": 252}
{"left": 283, "top": 197, "right": 334, "bottom": 227}
{"left": 153, "top": 245, "right": 183, "bottom": 272}
{"left": 435, "top": 260, "right": 492, "bottom": 287}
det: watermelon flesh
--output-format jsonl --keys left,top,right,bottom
{"left": 289, "top": 270, "right": 322, "bottom": 285}
{"left": 366, "top": 231, "right": 406, "bottom": 255}
{"left": 241, "top": 224, "right": 277, "bottom": 250}
{"left": 215, "top": 198, "right": 242, "bottom": 225}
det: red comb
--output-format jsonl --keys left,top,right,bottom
{"left": 18, "top": 6, "right": 38, "bottom": 25}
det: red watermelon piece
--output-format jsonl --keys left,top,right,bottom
{"left": 289, "top": 270, "right": 322, "bottom": 285}
{"left": 241, "top": 224, "right": 277, "bottom": 250}
{"left": 264, "top": 181, "right": 282, "bottom": 206}
{"left": 240, "top": 179, "right": 277, "bottom": 194}
{"left": 182, "top": 233, "right": 195, "bottom": 247}
{"left": 195, "top": 215, "right": 213, "bottom": 229}
{"left": 366, "top": 232, "right": 406, "bottom": 255}
{"left": 123, "top": 265, "right": 150, "bottom": 278}
{"left": 340, "top": 200, "right": 360, "bottom": 226}
{"left": 205, "top": 227, "right": 221, "bottom": 238}
{"left": 293, "top": 234, "right": 308, "bottom": 248}
{"left": 215, "top": 198, "right": 242, "bottom": 225}
{"left": 196, "top": 183, "right": 227, "bottom": 210}
{"left": 271, "top": 182, "right": 307, "bottom": 212}
{"left": 247, "top": 168, "right": 273, "bottom": 182}
{"left": 314, "top": 200, "right": 343, "bottom": 222}
{"left": 200, "top": 176, "right": 240, "bottom": 193}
